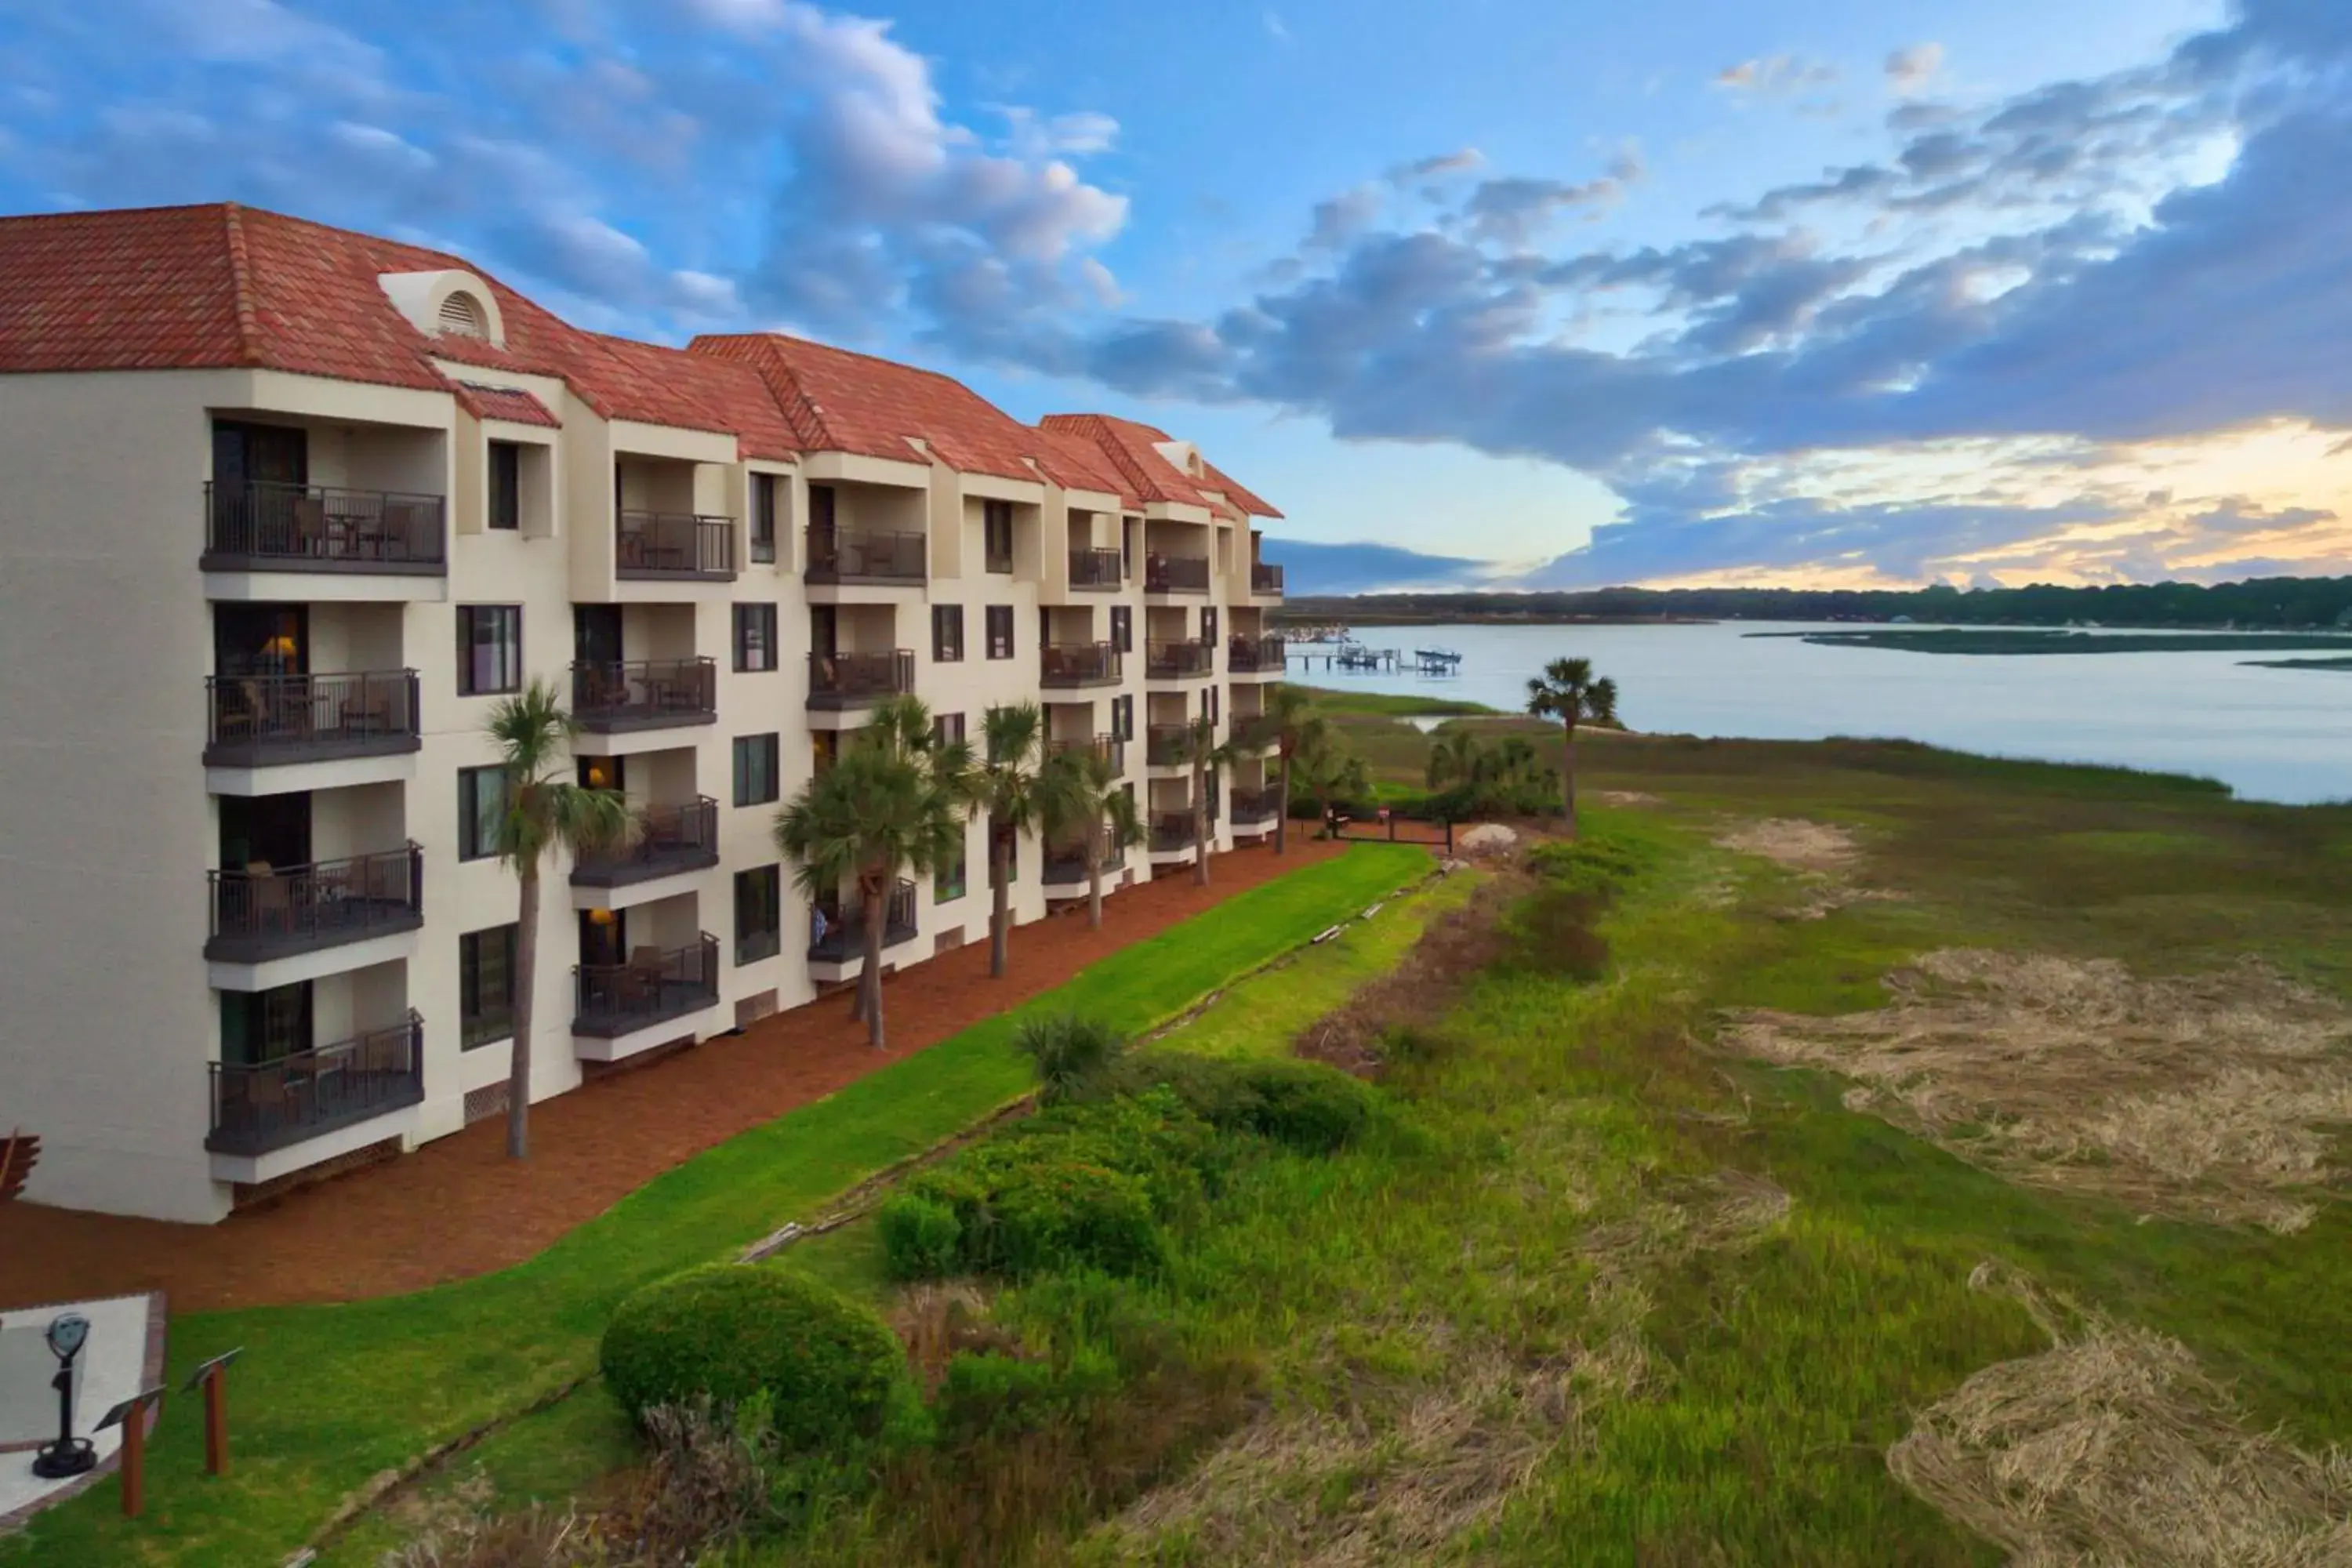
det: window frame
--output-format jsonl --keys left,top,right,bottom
{"left": 458, "top": 764, "right": 514, "bottom": 862}
{"left": 1109, "top": 604, "right": 1133, "bottom": 653}
{"left": 460, "top": 924, "right": 518, "bottom": 1049}
{"left": 735, "top": 865, "right": 783, "bottom": 965}
{"left": 934, "top": 712, "right": 967, "bottom": 749}
{"left": 983, "top": 499, "right": 1014, "bottom": 574}
{"left": 732, "top": 602, "right": 779, "bottom": 673}
{"left": 1201, "top": 606, "right": 1219, "bottom": 645}
{"left": 936, "top": 824, "right": 968, "bottom": 902}
{"left": 456, "top": 604, "right": 523, "bottom": 697}
{"left": 932, "top": 603, "right": 966, "bottom": 662}
{"left": 732, "top": 733, "right": 781, "bottom": 807}
{"left": 749, "top": 472, "right": 779, "bottom": 564}
{"left": 487, "top": 441, "right": 521, "bottom": 532}
{"left": 985, "top": 604, "right": 1014, "bottom": 660}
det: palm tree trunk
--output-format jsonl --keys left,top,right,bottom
{"left": 862, "top": 884, "right": 887, "bottom": 1049}
{"left": 505, "top": 858, "right": 539, "bottom": 1160}
{"left": 989, "top": 836, "right": 1011, "bottom": 978}
{"left": 1086, "top": 833, "right": 1105, "bottom": 929}
{"left": 1274, "top": 750, "right": 1291, "bottom": 855}
{"left": 1562, "top": 716, "right": 1580, "bottom": 839}
{"left": 1192, "top": 759, "right": 1210, "bottom": 886}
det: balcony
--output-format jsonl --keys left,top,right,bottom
{"left": 1068, "top": 547, "right": 1123, "bottom": 590}
{"left": 205, "top": 670, "right": 422, "bottom": 768}
{"left": 1231, "top": 789, "right": 1282, "bottom": 826}
{"left": 572, "top": 797, "right": 720, "bottom": 889}
{"left": 1050, "top": 735, "right": 1126, "bottom": 774}
{"left": 1146, "top": 640, "right": 1214, "bottom": 681}
{"left": 1041, "top": 642, "right": 1123, "bottom": 689}
{"left": 206, "top": 844, "right": 425, "bottom": 964}
{"left": 1044, "top": 843, "right": 1126, "bottom": 887}
{"left": 617, "top": 511, "right": 735, "bottom": 581}
{"left": 809, "top": 649, "right": 916, "bottom": 710}
{"left": 1149, "top": 811, "right": 1199, "bottom": 853}
{"left": 205, "top": 1013, "right": 425, "bottom": 1158}
{"left": 806, "top": 524, "right": 927, "bottom": 584}
{"left": 572, "top": 658, "right": 718, "bottom": 733}
{"left": 809, "top": 879, "right": 919, "bottom": 962}
{"left": 1251, "top": 562, "right": 1285, "bottom": 597}
{"left": 201, "top": 481, "right": 447, "bottom": 575}
{"left": 1144, "top": 554, "right": 1210, "bottom": 594}
{"left": 1227, "top": 635, "right": 1287, "bottom": 675}
{"left": 574, "top": 933, "right": 720, "bottom": 1038}
{"left": 1145, "top": 723, "right": 1192, "bottom": 768}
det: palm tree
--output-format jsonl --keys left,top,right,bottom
{"left": 1290, "top": 728, "right": 1370, "bottom": 829}
{"left": 1036, "top": 746, "right": 1145, "bottom": 929}
{"left": 775, "top": 695, "right": 972, "bottom": 1049}
{"left": 1425, "top": 727, "right": 1484, "bottom": 790}
{"left": 975, "top": 702, "right": 1044, "bottom": 979}
{"left": 485, "top": 679, "right": 633, "bottom": 1160}
{"left": 1172, "top": 714, "right": 1237, "bottom": 886}
{"left": 1248, "top": 684, "right": 1324, "bottom": 856}
{"left": 1524, "top": 657, "right": 1619, "bottom": 837}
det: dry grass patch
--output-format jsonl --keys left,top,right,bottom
{"left": 1592, "top": 790, "right": 1662, "bottom": 808}
{"left": 1712, "top": 817, "right": 1901, "bottom": 919}
{"left": 1724, "top": 949, "right": 2352, "bottom": 1232}
{"left": 1891, "top": 1261, "right": 2352, "bottom": 1567}
{"left": 1293, "top": 873, "right": 1522, "bottom": 1076}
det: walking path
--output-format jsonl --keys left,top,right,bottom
{"left": 0, "top": 843, "right": 1339, "bottom": 1314}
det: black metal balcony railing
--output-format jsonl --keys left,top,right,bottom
{"left": 1251, "top": 562, "right": 1285, "bottom": 595}
{"left": 1146, "top": 723, "right": 1196, "bottom": 768}
{"left": 809, "top": 880, "right": 920, "bottom": 963}
{"left": 1230, "top": 788, "right": 1282, "bottom": 826}
{"left": 571, "top": 796, "right": 721, "bottom": 888}
{"left": 1049, "top": 735, "right": 1126, "bottom": 774}
{"left": 1146, "top": 640, "right": 1214, "bottom": 680}
{"left": 1040, "top": 642, "right": 1122, "bottom": 688}
{"left": 1044, "top": 843, "right": 1127, "bottom": 885}
{"left": 808, "top": 648, "right": 916, "bottom": 709}
{"left": 206, "top": 1012, "right": 426, "bottom": 1158}
{"left": 1144, "top": 554, "right": 1210, "bottom": 593}
{"left": 204, "top": 669, "right": 423, "bottom": 767}
{"left": 207, "top": 843, "right": 426, "bottom": 963}
{"left": 806, "top": 524, "right": 927, "bottom": 583}
{"left": 617, "top": 511, "right": 735, "bottom": 579}
{"left": 1150, "top": 811, "right": 1199, "bottom": 852}
{"left": 202, "top": 481, "right": 448, "bottom": 574}
{"left": 571, "top": 658, "right": 718, "bottom": 731}
{"left": 1227, "top": 634, "right": 1288, "bottom": 673}
{"left": 574, "top": 933, "right": 720, "bottom": 1038}
{"left": 1069, "top": 547, "right": 1123, "bottom": 588}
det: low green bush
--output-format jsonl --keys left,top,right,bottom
{"left": 598, "top": 1264, "right": 909, "bottom": 1455}
{"left": 931, "top": 1345, "right": 1122, "bottom": 1443}
{"left": 1115, "top": 1054, "right": 1378, "bottom": 1154}
{"left": 875, "top": 1192, "right": 962, "bottom": 1279}
{"left": 1013, "top": 1012, "right": 1127, "bottom": 1105}
{"left": 1526, "top": 834, "right": 1649, "bottom": 896}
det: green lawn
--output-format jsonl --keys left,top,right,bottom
{"left": 1286, "top": 684, "right": 1498, "bottom": 717}
{"left": 5, "top": 844, "right": 1428, "bottom": 1568}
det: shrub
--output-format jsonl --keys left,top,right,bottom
{"left": 599, "top": 1264, "right": 909, "bottom": 1454}
{"left": 877, "top": 1192, "right": 963, "bottom": 1279}
{"left": 1527, "top": 835, "right": 1648, "bottom": 897}
{"left": 1114, "top": 1054, "right": 1377, "bottom": 1154}
{"left": 1013, "top": 1012, "right": 1127, "bottom": 1105}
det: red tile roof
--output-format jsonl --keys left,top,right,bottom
{"left": 0, "top": 202, "right": 1276, "bottom": 509}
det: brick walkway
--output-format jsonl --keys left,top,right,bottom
{"left": 0, "top": 841, "right": 1341, "bottom": 1314}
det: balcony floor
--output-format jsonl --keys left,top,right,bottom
{"left": 573, "top": 982, "right": 722, "bottom": 1040}
{"left": 205, "top": 902, "right": 423, "bottom": 964}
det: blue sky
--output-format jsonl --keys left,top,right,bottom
{"left": 5, "top": 0, "right": 2349, "bottom": 591}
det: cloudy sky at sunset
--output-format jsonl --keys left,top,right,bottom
{"left": 4, "top": 0, "right": 2348, "bottom": 590}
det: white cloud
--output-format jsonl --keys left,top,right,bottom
{"left": 1712, "top": 54, "right": 1839, "bottom": 96}
{"left": 1265, "top": 10, "right": 1290, "bottom": 42}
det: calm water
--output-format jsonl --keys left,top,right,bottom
{"left": 1286, "top": 622, "right": 2352, "bottom": 806}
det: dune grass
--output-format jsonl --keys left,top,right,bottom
{"left": 5, "top": 845, "right": 1428, "bottom": 1568}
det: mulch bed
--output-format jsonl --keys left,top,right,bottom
{"left": 0, "top": 842, "right": 1345, "bottom": 1314}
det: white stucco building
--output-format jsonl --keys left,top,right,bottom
{"left": 0, "top": 202, "right": 1288, "bottom": 1224}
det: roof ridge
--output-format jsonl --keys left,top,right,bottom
{"left": 698, "top": 329, "right": 978, "bottom": 391}
{"left": 218, "top": 203, "right": 267, "bottom": 368}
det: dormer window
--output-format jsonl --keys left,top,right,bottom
{"left": 437, "top": 291, "right": 488, "bottom": 339}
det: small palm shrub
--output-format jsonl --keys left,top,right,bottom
{"left": 1014, "top": 1012, "right": 1127, "bottom": 1105}
{"left": 599, "top": 1264, "right": 909, "bottom": 1454}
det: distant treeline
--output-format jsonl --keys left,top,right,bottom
{"left": 1276, "top": 576, "right": 2352, "bottom": 630}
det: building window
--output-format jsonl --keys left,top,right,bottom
{"left": 734, "top": 733, "right": 780, "bottom": 806}
{"left": 932, "top": 603, "right": 965, "bottom": 662}
{"left": 735, "top": 865, "right": 782, "bottom": 964}
{"left": 488, "top": 441, "right": 521, "bottom": 531}
{"left": 457, "top": 605, "right": 522, "bottom": 696}
{"left": 1110, "top": 604, "right": 1132, "bottom": 653}
{"left": 984, "top": 499, "right": 1014, "bottom": 573}
{"left": 1112, "top": 694, "right": 1134, "bottom": 742}
{"left": 1206, "top": 685, "right": 1220, "bottom": 728}
{"left": 750, "top": 472, "right": 779, "bottom": 564}
{"left": 936, "top": 825, "right": 967, "bottom": 902}
{"left": 1201, "top": 607, "right": 1219, "bottom": 645}
{"left": 459, "top": 765, "right": 513, "bottom": 861}
{"left": 985, "top": 604, "right": 1014, "bottom": 660}
{"left": 460, "top": 924, "right": 517, "bottom": 1048}
{"left": 1122, "top": 517, "right": 1138, "bottom": 578}
{"left": 934, "top": 711, "right": 967, "bottom": 749}
{"left": 733, "top": 603, "right": 778, "bottom": 672}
